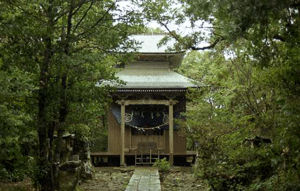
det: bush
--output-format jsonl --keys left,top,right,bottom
{"left": 193, "top": 141, "right": 300, "bottom": 191}
{"left": 0, "top": 141, "right": 29, "bottom": 182}
{"left": 153, "top": 158, "right": 170, "bottom": 173}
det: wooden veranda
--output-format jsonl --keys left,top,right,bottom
{"left": 90, "top": 151, "right": 198, "bottom": 166}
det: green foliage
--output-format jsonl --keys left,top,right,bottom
{"left": 180, "top": 50, "right": 300, "bottom": 190}
{"left": 140, "top": 27, "right": 166, "bottom": 34}
{"left": 153, "top": 158, "right": 170, "bottom": 173}
{"left": 0, "top": 57, "right": 36, "bottom": 182}
{"left": 0, "top": 0, "right": 144, "bottom": 188}
{"left": 138, "top": 0, "right": 300, "bottom": 189}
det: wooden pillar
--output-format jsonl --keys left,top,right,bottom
{"left": 169, "top": 100, "right": 174, "bottom": 165}
{"left": 120, "top": 101, "right": 125, "bottom": 166}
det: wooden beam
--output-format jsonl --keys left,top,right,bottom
{"left": 120, "top": 101, "right": 125, "bottom": 166}
{"left": 116, "top": 99, "right": 178, "bottom": 106}
{"left": 169, "top": 100, "right": 174, "bottom": 165}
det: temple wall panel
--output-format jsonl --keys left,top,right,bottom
{"left": 165, "top": 130, "right": 186, "bottom": 154}
{"left": 174, "top": 131, "right": 186, "bottom": 153}
{"left": 108, "top": 112, "right": 121, "bottom": 154}
{"left": 125, "top": 126, "right": 131, "bottom": 149}
{"left": 131, "top": 134, "right": 164, "bottom": 151}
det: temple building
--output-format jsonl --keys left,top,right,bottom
{"left": 92, "top": 34, "right": 197, "bottom": 166}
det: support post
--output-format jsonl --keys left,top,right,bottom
{"left": 120, "top": 101, "right": 125, "bottom": 166}
{"left": 169, "top": 100, "right": 174, "bottom": 165}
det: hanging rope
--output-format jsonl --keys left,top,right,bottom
{"left": 126, "top": 121, "right": 169, "bottom": 131}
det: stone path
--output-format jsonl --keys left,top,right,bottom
{"left": 125, "top": 167, "right": 161, "bottom": 191}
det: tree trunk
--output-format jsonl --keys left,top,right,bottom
{"left": 48, "top": 122, "right": 55, "bottom": 190}
{"left": 53, "top": 1, "right": 74, "bottom": 189}
{"left": 38, "top": 1, "right": 55, "bottom": 189}
{"left": 37, "top": 36, "right": 52, "bottom": 191}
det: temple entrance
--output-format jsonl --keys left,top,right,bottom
{"left": 131, "top": 128, "right": 164, "bottom": 152}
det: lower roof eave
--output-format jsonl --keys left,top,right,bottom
{"left": 114, "top": 88, "right": 192, "bottom": 93}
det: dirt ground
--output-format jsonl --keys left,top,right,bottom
{"left": 161, "top": 167, "right": 207, "bottom": 191}
{"left": 78, "top": 167, "right": 135, "bottom": 191}
{"left": 0, "top": 166, "right": 207, "bottom": 191}
{"left": 0, "top": 177, "right": 34, "bottom": 191}
{"left": 79, "top": 166, "right": 207, "bottom": 191}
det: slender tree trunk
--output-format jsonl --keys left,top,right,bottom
{"left": 54, "top": 2, "right": 74, "bottom": 189}
{"left": 54, "top": 74, "right": 68, "bottom": 190}
{"left": 37, "top": 36, "right": 52, "bottom": 191}
{"left": 48, "top": 122, "right": 55, "bottom": 191}
{"left": 38, "top": 1, "right": 54, "bottom": 189}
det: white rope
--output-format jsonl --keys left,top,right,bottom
{"left": 126, "top": 121, "right": 169, "bottom": 131}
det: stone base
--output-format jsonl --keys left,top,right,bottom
{"left": 59, "top": 161, "right": 81, "bottom": 191}
{"left": 80, "top": 160, "right": 94, "bottom": 180}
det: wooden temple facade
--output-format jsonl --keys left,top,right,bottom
{"left": 92, "top": 34, "right": 197, "bottom": 166}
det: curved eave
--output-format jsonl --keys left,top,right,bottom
{"left": 99, "top": 67, "right": 200, "bottom": 91}
{"left": 136, "top": 51, "right": 185, "bottom": 55}
{"left": 115, "top": 88, "right": 189, "bottom": 93}
{"left": 136, "top": 52, "right": 185, "bottom": 67}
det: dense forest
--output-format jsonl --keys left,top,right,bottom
{"left": 1, "top": 0, "right": 300, "bottom": 190}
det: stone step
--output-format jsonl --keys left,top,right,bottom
{"left": 125, "top": 167, "right": 161, "bottom": 191}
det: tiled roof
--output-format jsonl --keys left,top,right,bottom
{"left": 98, "top": 34, "right": 199, "bottom": 90}
{"left": 130, "top": 34, "right": 177, "bottom": 53}
{"left": 101, "top": 62, "right": 197, "bottom": 89}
